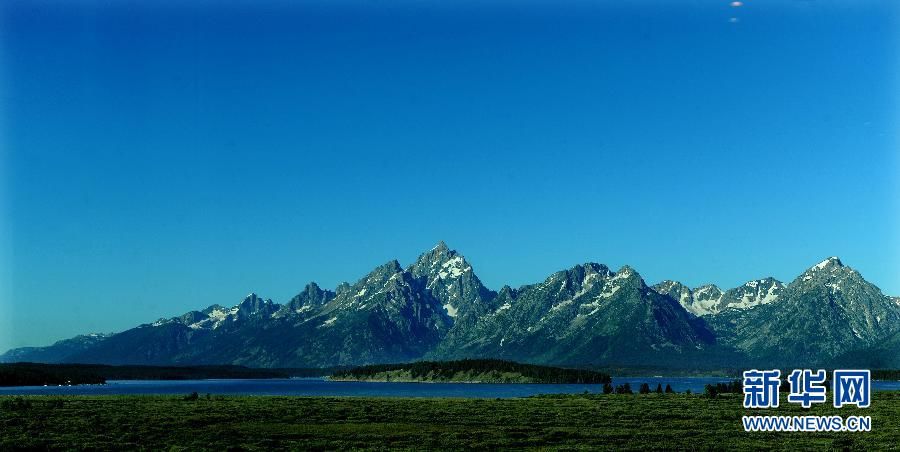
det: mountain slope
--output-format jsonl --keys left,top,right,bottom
{"left": 60, "top": 293, "right": 281, "bottom": 365}
{"left": 258, "top": 260, "right": 453, "bottom": 367}
{"left": 652, "top": 278, "right": 783, "bottom": 316}
{"left": 0, "top": 334, "right": 110, "bottom": 364}
{"left": 407, "top": 241, "right": 497, "bottom": 321}
{"left": 430, "top": 264, "right": 720, "bottom": 367}
{"left": 708, "top": 257, "right": 900, "bottom": 367}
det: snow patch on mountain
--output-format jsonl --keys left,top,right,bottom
{"left": 612, "top": 267, "right": 634, "bottom": 281}
{"left": 550, "top": 299, "right": 574, "bottom": 312}
{"left": 438, "top": 256, "right": 471, "bottom": 279}
{"left": 598, "top": 285, "right": 621, "bottom": 299}
{"left": 803, "top": 257, "right": 844, "bottom": 281}
{"left": 443, "top": 303, "right": 458, "bottom": 317}
{"left": 686, "top": 285, "right": 723, "bottom": 316}
{"left": 814, "top": 257, "right": 841, "bottom": 271}
{"left": 188, "top": 306, "right": 240, "bottom": 330}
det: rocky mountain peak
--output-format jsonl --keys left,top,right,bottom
{"left": 579, "top": 263, "right": 614, "bottom": 278}
{"left": 655, "top": 280, "right": 689, "bottom": 291}
{"left": 239, "top": 293, "right": 263, "bottom": 309}
{"left": 282, "top": 282, "right": 335, "bottom": 315}
{"left": 335, "top": 282, "right": 352, "bottom": 296}
{"left": 433, "top": 240, "right": 449, "bottom": 253}
{"left": 408, "top": 243, "right": 480, "bottom": 289}
{"left": 365, "top": 260, "right": 404, "bottom": 284}
{"left": 658, "top": 277, "right": 784, "bottom": 317}
{"left": 613, "top": 265, "right": 644, "bottom": 287}
{"left": 497, "top": 285, "right": 516, "bottom": 298}
{"left": 410, "top": 242, "right": 467, "bottom": 274}
{"left": 813, "top": 256, "right": 843, "bottom": 270}
{"left": 297, "top": 282, "right": 331, "bottom": 302}
{"left": 676, "top": 284, "right": 723, "bottom": 317}
{"left": 405, "top": 243, "right": 495, "bottom": 322}
{"left": 652, "top": 280, "right": 693, "bottom": 307}
{"left": 709, "top": 257, "right": 900, "bottom": 367}
{"left": 796, "top": 257, "right": 858, "bottom": 286}
{"left": 719, "top": 278, "right": 783, "bottom": 312}
{"left": 801, "top": 256, "right": 845, "bottom": 277}
{"left": 693, "top": 284, "right": 723, "bottom": 295}
{"left": 237, "top": 293, "right": 277, "bottom": 318}
{"left": 8, "top": 249, "right": 899, "bottom": 370}
{"left": 551, "top": 263, "right": 613, "bottom": 288}
{"left": 305, "top": 282, "right": 321, "bottom": 292}
{"left": 415, "top": 241, "right": 452, "bottom": 264}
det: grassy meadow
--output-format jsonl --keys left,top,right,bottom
{"left": 1, "top": 392, "right": 898, "bottom": 450}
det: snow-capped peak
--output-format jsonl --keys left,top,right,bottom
{"left": 801, "top": 257, "right": 846, "bottom": 282}
{"left": 612, "top": 266, "right": 637, "bottom": 281}
{"left": 812, "top": 257, "right": 843, "bottom": 271}
{"left": 431, "top": 240, "right": 449, "bottom": 252}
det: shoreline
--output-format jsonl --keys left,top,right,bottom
{"left": 326, "top": 377, "right": 573, "bottom": 384}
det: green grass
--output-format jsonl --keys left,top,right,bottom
{"left": 2, "top": 392, "right": 898, "bottom": 450}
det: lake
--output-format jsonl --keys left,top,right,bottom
{"left": 1, "top": 377, "right": 897, "bottom": 397}
{"left": 3, "top": 377, "right": 900, "bottom": 398}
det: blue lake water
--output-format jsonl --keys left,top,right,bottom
{"left": 3, "top": 377, "right": 899, "bottom": 398}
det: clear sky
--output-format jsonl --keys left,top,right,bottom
{"left": 1, "top": 0, "right": 898, "bottom": 352}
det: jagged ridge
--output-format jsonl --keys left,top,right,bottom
{"left": 2, "top": 247, "right": 897, "bottom": 369}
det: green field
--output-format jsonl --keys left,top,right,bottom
{"left": 1, "top": 392, "right": 898, "bottom": 450}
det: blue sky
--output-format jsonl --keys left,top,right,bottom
{"left": 1, "top": 0, "right": 898, "bottom": 351}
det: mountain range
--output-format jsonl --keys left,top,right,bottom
{"left": 3, "top": 243, "right": 899, "bottom": 370}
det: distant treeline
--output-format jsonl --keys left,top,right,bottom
{"left": 872, "top": 370, "right": 900, "bottom": 381}
{"left": 0, "top": 363, "right": 106, "bottom": 387}
{"left": 332, "top": 359, "right": 611, "bottom": 384}
{"left": 703, "top": 380, "right": 742, "bottom": 398}
{"left": 0, "top": 363, "right": 337, "bottom": 387}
